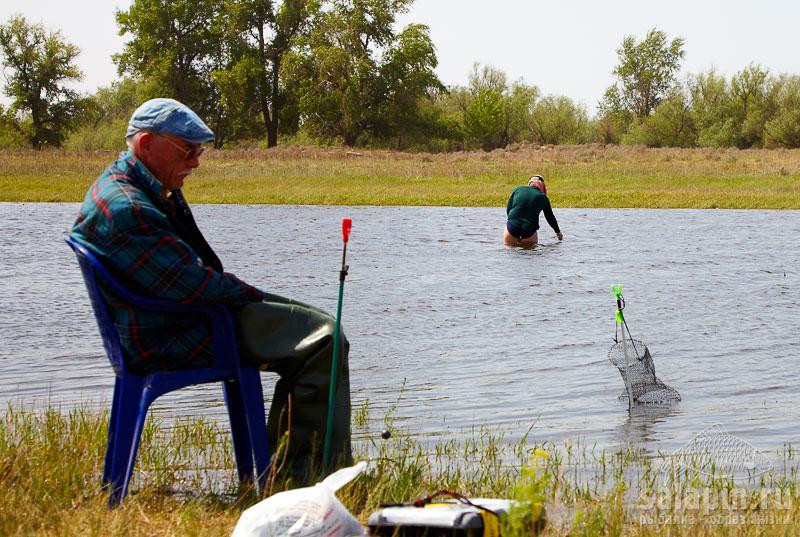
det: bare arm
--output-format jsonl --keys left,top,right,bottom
{"left": 542, "top": 198, "right": 563, "bottom": 240}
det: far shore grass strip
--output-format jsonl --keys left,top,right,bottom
{"left": 1, "top": 144, "right": 799, "bottom": 209}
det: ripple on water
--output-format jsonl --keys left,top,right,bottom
{"left": 0, "top": 203, "right": 798, "bottom": 463}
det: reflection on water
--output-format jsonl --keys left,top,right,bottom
{"left": 614, "top": 404, "right": 682, "bottom": 452}
{"left": 0, "top": 203, "right": 798, "bottom": 461}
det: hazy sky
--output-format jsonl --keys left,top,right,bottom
{"left": 2, "top": 0, "right": 799, "bottom": 115}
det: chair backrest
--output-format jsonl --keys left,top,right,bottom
{"left": 66, "top": 237, "right": 129, "bottom": 375}
{"left": 67, "top": 236, "right": 241, "bottom": 376}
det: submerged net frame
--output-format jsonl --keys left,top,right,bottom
{"left": 659, "top": 423, "right": 772, "bottom": 480}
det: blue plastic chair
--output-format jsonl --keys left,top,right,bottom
{"left": 65, "top": 237, "right": 270, "bottom": 506}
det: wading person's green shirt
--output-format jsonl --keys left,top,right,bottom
{"left": 505, "top": 185, "right": 561, "bottom": 239}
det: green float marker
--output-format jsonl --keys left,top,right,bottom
{"left": 324, "top": 218, "right": 351, "bottom": 469}
{"left": 612, "top": 285, "right": 625, "bottom": 324}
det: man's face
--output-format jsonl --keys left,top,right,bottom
{"left": 138, "top": 132, "right": 203, "bottom": 191}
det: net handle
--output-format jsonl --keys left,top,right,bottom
{"left": 612, "top": 284, "right": 634, "bottom": 410}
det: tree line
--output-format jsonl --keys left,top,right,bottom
{"left": 1, "top": 3, "right": 799, "bottom": 152}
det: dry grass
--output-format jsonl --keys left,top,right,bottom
{"left": 1, "top": 144, "right": 799, "bottom": 208}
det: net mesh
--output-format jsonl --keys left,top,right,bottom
{"left": 661, "top": 424, "right": 772, "bottom": 479}
{"left": 608, "top": 338, "right": 680, "bottom": 404}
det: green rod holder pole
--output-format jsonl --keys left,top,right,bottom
{"left": 324, "top": 218, "right": 351, "bottom": 469}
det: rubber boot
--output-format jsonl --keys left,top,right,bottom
{"left": 236, "top": 299, "right": 353, "bottom": 483}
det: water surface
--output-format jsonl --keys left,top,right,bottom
{"left": 1, "top": 203, "right": 797, "bottom": 460}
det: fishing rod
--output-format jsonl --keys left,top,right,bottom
{"left": 324, "top": 218, "right": 352, "bottom": 469}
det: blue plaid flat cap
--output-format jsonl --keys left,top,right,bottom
{"left": 126, "top": 98, "right": 214, "bottom": 143}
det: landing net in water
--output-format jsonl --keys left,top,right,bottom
{"left": 609, "top": 285, "right": 680, "bottom": 407}
{"left": 608, "top": 338, "right": 681, "bottom": 405}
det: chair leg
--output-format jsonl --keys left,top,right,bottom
{"left": 102, "top": 377, "right": 123, "bottom": 487}
{"left": 239, "top": 369, "right": 271, "bottom": 494}
{"left": 223, "top": 379, "right": 254, "bottom": 486}
{"left": 106, "top": 375, "right": 147, "bottom": 507}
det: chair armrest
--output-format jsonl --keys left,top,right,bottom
{"left": 105, "top": 282, "right": 242, "bottom": 371}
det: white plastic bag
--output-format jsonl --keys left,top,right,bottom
{"left": 231, "top": 461, "right": 368, "bottom": 537}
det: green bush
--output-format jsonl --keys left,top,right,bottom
{"left": 0, "top": 125, "right": 26, "bottom": 149}
{"left": 764, "top": 76, "right": 800, "bottom": 148}
{"left": 531, "top": 96, "right": 590, "bottom": 145}
{"left": 624, "top": 91, "right": 696, "bottom": 147}
{"left": 464, "top": 88, "right": 506, "bottom": 151}
{"left": 64, "top": 117, "right": 128, "bottom": 150}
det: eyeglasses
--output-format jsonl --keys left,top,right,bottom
{"left": 156, "top": 134, "right": 205, "bottom": 160}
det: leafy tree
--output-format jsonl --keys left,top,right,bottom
{"left": 91, "top": 78, "right": 143, "bottom": 120}
{"left": 0, "top": 15, "right": 88, "bottom": 149}
{"left": 601, "top": 28, "right": 685, "bottom": 122}
{"left": 65, "top": 78, "right": 144, "bottom": 150}
{"left": 399, "top": 90, "right": 464, "bottom": 151}
{"left": 468, "top": 62, "right": 507, "bottom": 94}
{"left": 531, "top": 95, "right": 589, "bottom": 145}
{"left": 114, "top": 0, "right": 232, "bottom": 145}
{"left": 459, "top": 63, "right": 541, "bottom": 150}
{"left": 428, "top": 86, "right": 469, "bottom": 150}
{"left": 376, "top": 23, "right": 445, "bottom": 147}
{"left": 0, "top": 104, "right": 26, "bottom": 148}
{"left": 687, "top": 64, "right": 778, "bottom": 149}
{"left": 595, "top": 85, "right": 633, "bottom": 144}
{"left": 626, "top": 87, "right": 695, "bottom": 147}
{"left": 504, "top": 82, "right": 539, "bottom": 143}
{"left": 210, "top": 56, "right": 265, "bottom": 143}
{"left": 464, "top": 88, "right": 505, "bottom": 150}
{"left": 461, "top": 63, "right": 507, "bottom": 149}
{"left": 292, "top": 0, "right": 441, "bottom": 146}
{"left": 688, "top": 69, "right": 733, "bottom": 147}
{"left": 727, "top": 64, "right": 777, "bottom": 148}
{"left": 764, "top": 75, "right": 800, "bottom": 148}
{"left": 291, "top": 0, "right": 386, "bottom": 145}
{"left": 216, "top": 0, "right": 319, "bottom": 147}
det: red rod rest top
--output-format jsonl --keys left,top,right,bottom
{"left": 342, "top": 218, "right": 352, "bottom": 243}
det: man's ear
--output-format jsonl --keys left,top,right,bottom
{"left": 135, "top": 132, "right": 155, "bottom": 155}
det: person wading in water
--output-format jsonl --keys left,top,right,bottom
{"left": 503, "top": 175, "right": 563, "bottom": 247}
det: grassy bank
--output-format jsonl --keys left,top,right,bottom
{"left": 1, "top": 405, "right": 797, "bottom": 536}
{"left": 1, "top": 145, "right": 799, "bottom": 208}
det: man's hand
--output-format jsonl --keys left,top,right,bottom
{"left": 556, "top": 231, "right": 563, "bottom": 241}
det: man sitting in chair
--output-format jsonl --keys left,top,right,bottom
{"left": 70, "top": 98, "right": 352, "bottom": 480}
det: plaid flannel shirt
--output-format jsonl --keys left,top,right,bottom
{"left": 70, "top": 151, "right": 265, "bottom": 374}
